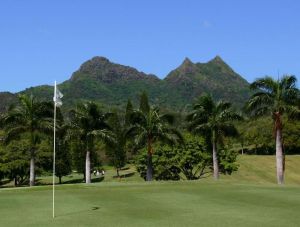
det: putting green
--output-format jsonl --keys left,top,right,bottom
{"left": 0, "top": 181, "right": 299, "bottom": 227}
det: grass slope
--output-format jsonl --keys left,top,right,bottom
{"left": 224, "top": 155, "right": 300, "bottom": 185}
{"left": 33, "top": 155, "right": 300, "bottom": 186}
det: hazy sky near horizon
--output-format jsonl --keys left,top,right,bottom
{"left": 0, "top": 0, "right": 299, "bottom": 92}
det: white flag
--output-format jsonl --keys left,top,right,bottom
{"left": 53, "top": 84, "right": 63, "bottom": 106}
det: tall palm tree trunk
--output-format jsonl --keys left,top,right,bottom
{"left": 29, "top": 156, "right": 35, "bottom": 186}
{"left": 212, "top": 131, "right": 219, "bottom": 179}
{"left": 212, "top": 141, "right": 219, "bottom": 179}
{"left": 146, "top": 139, "right": 153, "bottom": 181}
{"left": 275, "top": 128, "right": 284, "bottom": 184}
{"left": 85, "top": 151, "right": 91, "bottom": 183}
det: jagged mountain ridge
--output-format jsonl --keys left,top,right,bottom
{"left": 164, "top": 56, "right": 250, "bottom": 107}
{"left": 0, "top": 56, "right": 251, "bottom": 111}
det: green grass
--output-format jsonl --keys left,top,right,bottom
{"left": 1, "top": 155, "right": 300, "bottom": 226}
{"left": 0, "top": 181, "right": 300, "bottom": 227}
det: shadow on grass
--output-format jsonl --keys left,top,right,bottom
{"left": 55, "top": 206, "right": 101, "bottom": 218}
{"left": 0, "top": 176, "right": 105, "bottom": 188}
{"left": 60, "top": 176, "right": 104, "bottom": 184}
{"left": 33, "top": 176, "right": 105, "bottom": 186}
{"left": 0, "top": 179, "right": 14, "bottom": 188}
{"left": 91, "top": 177, "right": 104, "bottom": 183}
{"left": 112, "top": 172, "right": 135, "bottom": 179}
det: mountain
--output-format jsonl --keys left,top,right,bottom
{"left": 0, "top": 92, "right": 18, "bottom": 112}
{"left": 0, "top": 56, "right": 251, "bottom": 112}
{"left": 164, "top": 56, "right": 250, "bottom": 107}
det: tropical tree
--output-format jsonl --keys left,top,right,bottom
{"left": 0, "top": 94, "right": 52, "bottom": 186}
{"left": 70, "top": 102, "right": 112, "bottom": 183}
{"left": 187, "top": 94, "right": 242, "bottom": 180}
{"left": 128, "top": 92, "right": 183, "bottom": 181}
{"left": 55, "top": 122, "right": 72, "bottom": 184}
{"left": 0, "top": 139, "right": 29, "bottom": 186}
{"left": 246, "top": 75, "right": 299, "bottom": 184}
{"left": 105, "top": 101, "right": 133, "bottom": 177}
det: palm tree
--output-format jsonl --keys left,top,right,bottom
{"left": 187, "top": 94, "right": 242, "bottom": 180}
{"left": 70, "top": 102, "right": 112, "bottom": 184}
{"left": 104, "top": 100, "right": 135, "bottom": 177}
{"left": 246, "top": 75, "right": 299, "bottom": 184}
{"left": 55, "top": 114, "right": 72, "bottom": 184}
{"left": 0, "top": 94, "right": 52, "bottom": 186}
{"left": 129, "top": 92, "right": 183, "bottom": 181}
{"left": 105, "top": 111, "right": 128, "bottom": 177}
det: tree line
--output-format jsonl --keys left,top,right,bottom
{"left": 0, "top": 75, "right": 299, "bottom": 186}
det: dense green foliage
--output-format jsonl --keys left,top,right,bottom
{"left": 0, "top": 139, "right": 29, "bottom": 186}
{"left": 54, "top": 124, "right": 72, "bottom": 184}
{"left": 135, "top": 135, "right": 239, "bottom": 181}
{"left": 104, "top": 110, "right": 129, "bottom": 176}
{"left": 227, "top": 117, "right": 300, "bottom": 155}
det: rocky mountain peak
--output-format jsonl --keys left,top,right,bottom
{"left": 209, "top": 55, "right": 226, "bottom": 64}
{"left": 177, "top": 57, "right": 196, "bottom": 74}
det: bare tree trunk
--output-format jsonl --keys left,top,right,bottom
{"left": 212, "top": 140, "right": 219, "bottom": 180}
{"left": 85, "top": 151, "right": 91, "bottom": 184}
{"left": 59, "top": 176, "right": 62, "bottom": 184}
{"left": 146, "top": 138, "right": 153, "bottom": 181}
{"left": 29, "top": 156, "right": 35, "bottom": 186}
{"left": 276, "top": 128, "right": 284, "bottom": 184}
{"left": 146, "top": 152, "right": 153, "bottom": 181}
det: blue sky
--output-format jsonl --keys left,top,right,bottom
{"left": 0, "top": 0, "right": 299, "bottom": 92}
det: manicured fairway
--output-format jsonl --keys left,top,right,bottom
{"left": 0, "top": 181, "right": 300, "bottom": 227}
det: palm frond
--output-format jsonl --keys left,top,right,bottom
{"left": 129, "top": 110, "right": 147, "bottom": 126}
{"left": 193, "top": 123, "right": 210, "bottom": 134}
{"left": 134, "top": 131, "right": 147, "bottom": 148}
{"left": 216, "top": 101, "right": 231, "bottom": 112}
{"left": 90, "top": 129, "right": 116, "bottom": 145}
{"left": 285, "top": 105, "right": 300, "bottom": 120}
{"left": 219, "top": 109, "right": 243, "bottom": 121}
{"left": 250, "top": 76, "right": 277, "bottom": 93}
{"left": 280, "top": 75, "right": 297, "bottom": 90}
{"left": 246, "top": 93, "right": 273, "bottom": 113}
{"left": 160, "top": 113, "right": 176, "bottom": 125}
{"left": 218, "top": 123, "right": 239, "bottom": 137}
{"left": 4, "top": 126, "right": 27, "bottom": 144}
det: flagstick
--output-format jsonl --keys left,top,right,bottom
{"left": 53, "top": 81, "right": 57, "bottom": 219}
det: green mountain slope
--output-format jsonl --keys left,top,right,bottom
{"left": 0, "top": 92, "right": 18, "bottom": 112}
{"left": 0, "top": 56, "right": 251, "bottom": 111}
{"left": 164, "top": 56, "right": 250, "bottom": 107}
